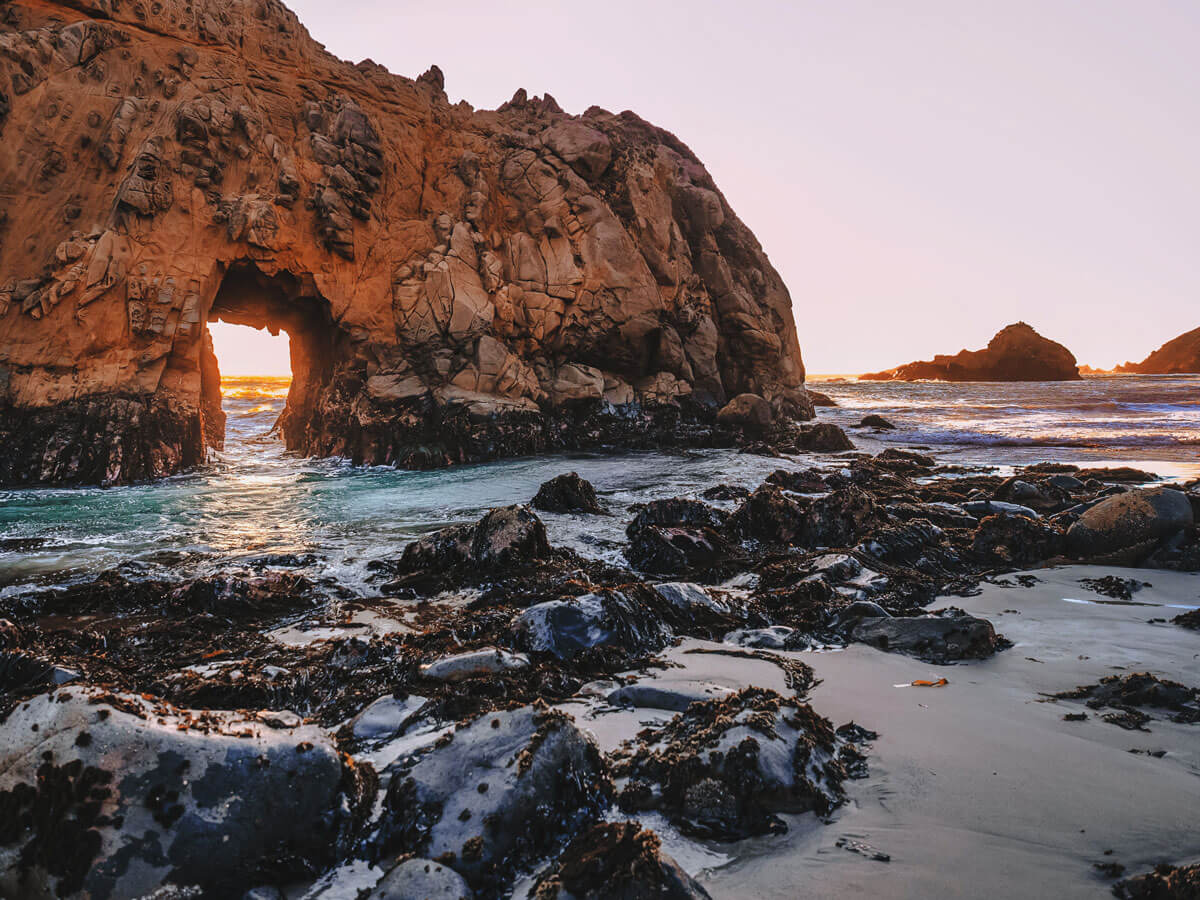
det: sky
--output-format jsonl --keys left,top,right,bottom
{"left": 212, "top": 0, "right": 1200, "bottom": 375}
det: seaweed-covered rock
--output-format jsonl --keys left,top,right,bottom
{"left": 802, "top": 486, "right": 877, "bottom": 547}
{"left": 0, "top": 688, "right": 370, "bottom": 899}
{"left": 532, "top": 473, "right": 603, "bottom": 514}
{"left": 858, "top": 415, "right": 895, "bottom": 430}
{"left": 1066, "top": 488, "right": 1193, "bottom": 563}
{"left": 531, "top": 821, "right": 711, "bottom": 900}
{"left": 716, "top": 393, "right": 774, "bottom": 432}
{"left": 1113, "top": 863, "right": 1200, "bottom": 899}
{"left": 625, "top": 499, "right": 732, "bottom": 574}
{"left": 850, "top": 608, "right": 1001, "bottom": 663}
{"left": 972, "top": 513, "right": 1064, "bottom": 565}
{"left": 366, "top": 858, "right": 471, "bottom": 900}
{"left": 399, "top": 505, "right": 551, "bottom": 574}
{"left": 377, "top": 706, "right": 610, "bottom": 894}
{"left": 513, "top": 589, "right": 674, "bottom": 660}
{"left": 726, "top": 484, "right": 808, "bottom": 544}
{"left": 612, "top": 687, "right": 848, "bottom": 839}
{"left": 793, "top": 423, "right": 855, "bottom": 452}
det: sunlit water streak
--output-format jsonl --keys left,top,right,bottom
{"left": 1, "top": 374, "right": 1196, "bottom": 595}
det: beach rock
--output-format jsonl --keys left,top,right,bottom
{"left": 1065, "top": 488, "right": 1193, "bottom": 562}
{"left": 850, "top": 608, "right": 1001, "bottom": 663}
{"left": 1113, "top": 863, "right": 1200, "bottom": 899}
{"left": 726, "top": 484, "right": 808, "bottom": 544}
{"left": 0, "top": 688, "right": 370, "bottom": 899}
{"left": 377, "top": 706, "right": 610, "bottom": 893}
{"left": 856, "top": 519, "right": 945, "bottom": 564}
{"left": 530, "top": 821, "right": 712, "bottom": 900}
{"left": 399, "top": 505, "right": 550, "bottom": 574}
{"left": 613, "top": 687, "right": 846, "bottom": 839}
{"left": 513, "top": 590, "right": 673, "bottom": 660}
{"left": 860, "top": 322, "right": 1081, "bottom": 382}
{"left": 608, "top": 681, "right": 734, "bottom": 712}
{"left": 793, "top": 423, "right": 856, "bottom": 452}
{"left": 366, "top": 858, "right": 471, "bottom": 900}
{"left": 652, "top": 582, "right": 740, "bottom": 618}
{"left": 802, "top": 486, "right": 877, "bottom": 547}
{"left": 835, "top": 600, "right": 891, "bottom": 622}
{"left": 806, "top": 390, "right": 838, "bottom": 407}
{"left": 1174, "top": 609, "right": 1200, "bottom": 630}
{"left": 716, "top": 393, "right": 774, "bottom": 432}
{"left": 887, "top": 501, "right": 977, "bottom": 529}
{"left": 532, "top": 473, "right": 604, "bottom": 514}
{"left": 702, "top": 484, "right": 751, "bottom": 502}
{"left": 1073, "top": 467, "right": 1159, "bottom": 484}
{"left": 765, "top": 467, "right": 828, "bottom": 493}
{"left": 723, "top": 626, "right": 796, "bottom": 650}
{"left": 351, "top": 694, "right": 430, "bottom": 743}
{"left": 626, "top": 499, "right": 732, "bottom": 574}
{"left": 858, "top": 415, "right": 896, "bottom": 429}
{"left": 1115, "top": 326, "right": 1200, "bottom": 374}
{"left": 0, "top": 1, "right": 807, "bottom": 487}
{"left": 419, "top": 648, "right": 530, "bottom": 682}
{"left": 961, "top": 500, "right": 1040, "bottom": 520}
{"left": 878, "top": 448, "right": 935, "bottom": 468}
{"left": 972, "top": 513, "right": 1065, "bottom": 565}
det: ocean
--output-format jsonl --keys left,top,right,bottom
{"left": 2, "top": 374, "right": 1197, "bottom": 595}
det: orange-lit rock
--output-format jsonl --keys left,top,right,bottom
{"left": 0, "top": 0, "right": 808, "bottom": 484}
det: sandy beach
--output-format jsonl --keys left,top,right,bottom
{"left": 554, "top": 565, "right": 1200, "bottom": 899}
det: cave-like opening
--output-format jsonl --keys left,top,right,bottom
{"left": 201, "top": 263, "right": 339, "bottom": 453}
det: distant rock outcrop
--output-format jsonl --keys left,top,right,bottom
{"left": 0, "top": 0, "right": 810, "bottom": 485}
{"left": 1116, "top": 327, "right": 1200, "bottom": 374}
{"left": 861, "top": 323, "right": 1081, "bottom": 382}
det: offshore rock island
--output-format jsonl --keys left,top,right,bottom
{"left": 0, "top": 0, "right": 809, "bottom": 487}
{"left": 860, "top": 322, "right": 1081, "bottom": 382}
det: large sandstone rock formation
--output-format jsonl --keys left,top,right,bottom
{"left": 1116, "top": 327, "right": 1200, "bottom": 374}
{"left": 0, "top": 0, "right": 808, "bottom": 485}
{"left": 861, "top": 322, "right": 1080, "bottom": 382}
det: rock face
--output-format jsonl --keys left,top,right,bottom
{"left": 0, "top": 0, "right": 808, "bottom": 486}
{"left": 861, "top": 323, "right": 1081, "bottom": 382}
{"left": 0, "top": 688, "right": 368, "bottom": 899}
{"left": 1116, "top": 326, "right": 1200, "bottom": 374}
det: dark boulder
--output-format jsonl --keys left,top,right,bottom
{"left": 794, "top": 423, "right": 855, "bottom": 452}
{"left": 858, "top": 414, "right": 896, "bottom": 430}
{"left": 532, "top": 472, "right": 604, "bottom": 514}
{"left": 1113, "top": 863, "right": 1200, "bottom": 899}
{"left": 613, "top": 687, "right": 847, "bottom": 840}
{"left": 806, "top": 389, "right": 837, "bottom": 407}
{"left": 726, "top": 484, "right": 808, "bottom": 544}
{"left": 513, "top": 588, "right": 673, "bottom": 660}
{"left": 716, "top": 393, "right": 774, "bottom": 432}
{"left": 972, "top": 513, "right": 1065, "bottom": 565}
{"left": 850, "top": 608, "right": 1001, "bottom": 663}
{"left": 1065, "top": 488, "right": 1193, "bottom": 563}
{"left": 764, "top": 467, "right": 827, "bottom": 493}
{"left": 626, "top": 499, "right": 731, "bottom": 574}
{"left": 802, "top": 486, "right": 877, "bottom": 547}
{"left": 377, "top": 706, "right": 609, "bottom": 894}
{"left": 399, "top": 505, "right": 551, "bottom": 574}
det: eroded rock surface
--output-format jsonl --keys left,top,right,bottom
{"left": 0, "top": 0, "right": 809, "bottom": 485}
{"left": 0, "top": 688, "right": 370, "bottom": 899}
{"left": 1116, "top": 326, "right": 1200, "bottom": 374}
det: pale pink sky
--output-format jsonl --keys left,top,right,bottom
{"left": 213, "top": 0, "right": 1200, "bottom": 375}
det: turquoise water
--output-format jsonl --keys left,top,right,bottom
{"left": 1, "top": 374, "right": 1197, "bottom": 594}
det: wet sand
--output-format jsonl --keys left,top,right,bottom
{"left": 697, "top": 565, "right": 1200, "bottom": 898}
{"left": 556, "top": 565, "right": 1200, "bottom": 898}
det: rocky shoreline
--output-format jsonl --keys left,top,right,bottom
{"left": 2, "top": 431, "right": 1198, "bottom": 899}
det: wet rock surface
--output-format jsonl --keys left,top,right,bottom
{"left": 1113, "top": 863, "right": 1200, "bottom": 899}
{"left": 530, "top": 821, "right": 711, "bottom": 900}
{"left": 0, "top": 688, "right": 370, "bottom": 899}
{"left": 375, "top": 705, "right": 610, "bottom": 894}
{"left": 3, "top": 448, "right": 1196, "bottom": 895}
{"left": 532, "top": 473, "right": 604, "bottom": 514}
{"left": 611, "top": 687, "right": 856, "bottom": 839}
